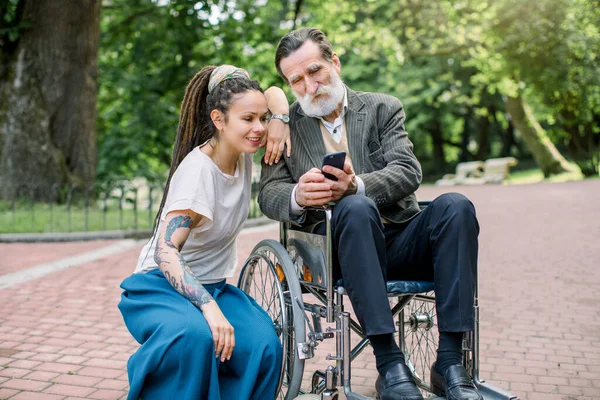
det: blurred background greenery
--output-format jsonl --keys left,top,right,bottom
{"left": 0, "top": 0, "right": 599, "bottom": 232}
{"left": 95, "top": 0, "right": 599, "bottom": 184}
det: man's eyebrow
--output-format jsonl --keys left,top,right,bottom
{"left": 288, "top": 73, "right": 300, "bottom": 82}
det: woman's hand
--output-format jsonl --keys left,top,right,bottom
{"left": 263, "top": 86, "right": 291, "bottom": 165}
{"left": 201, "top": 301, "right": 235, "bottom": 362}
{"left": 262, "top": 119, "right": 291, "bottom": 165}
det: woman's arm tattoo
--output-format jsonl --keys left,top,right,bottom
{"left": 179, "top": 259, "right": 214, "bottom": 308}
{"left": 154, "top": 214, "right": 214, "bottom": 308}
{"left": 163, "top": 270, "right": 179, "bottom": 290}
{"left": 165, "top": 215, "right": 194, "bottom": 250}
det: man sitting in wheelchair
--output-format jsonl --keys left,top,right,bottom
{"left": 259, "top": 27, "right": 482, "bottom": 400}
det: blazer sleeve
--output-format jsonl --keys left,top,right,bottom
{"left": 357, "top": 95, "right": 422, "bottom": 206}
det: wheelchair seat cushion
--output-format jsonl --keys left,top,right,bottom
{"left": 385, "top": 280, "right": 434, "bottom": 295}
{"left": 335, "top": 279, "right": 434, "bottom": 295}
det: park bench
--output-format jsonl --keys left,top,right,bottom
{"left": 482, "top": 157, "right": 518, "bottom": 184}
{"left": 435, "top": 157, "right": 518, "bottom": 186}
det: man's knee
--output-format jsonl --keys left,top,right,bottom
{"left": 435, "top": 193, "right": 476, "bottom": 218}
{"left": 333, "top": 195, "right": 379, "bottom": 224}
{"left": 432, "top": 193, "right": 479, "bottom": 237}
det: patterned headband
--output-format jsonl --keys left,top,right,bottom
{"left": 208, "top": 65, "right": 250, "bottom": 94}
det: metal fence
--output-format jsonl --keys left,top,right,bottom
{"left": 0, "top": 179, "right": 263, "bottom": 235}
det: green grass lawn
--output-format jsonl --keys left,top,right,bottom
{"left": 1, "top": 169, "right": 594, "bottom": 234}
{"left": 508, "top": 167, "right": 586, "bottom": 185}
{"left": 0, "top": 204, "right": 156, "bottom": 234}
{"left": 0, "top": 197, "right": 264, "bottom": 234}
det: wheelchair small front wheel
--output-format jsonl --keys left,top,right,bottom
{"left": 238, "top": 239, "right": 306, "bottom": 400}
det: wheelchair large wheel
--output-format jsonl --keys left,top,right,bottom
{"left": 398, "top": 292, "right": 438, "bottom": 394}
{"left": 238, "top": 239, "right": 306, "bottom": 400}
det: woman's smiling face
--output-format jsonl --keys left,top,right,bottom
{"left": 216, "top": 90, "right": 269, "bottom": 155}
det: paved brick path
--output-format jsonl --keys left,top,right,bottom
{"left": 0, "top": 180, "right": 599, "bottom": 400}
{"left": 1, "top": 241, "right": 118, "bottom": 276}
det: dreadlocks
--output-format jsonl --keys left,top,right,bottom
{"left": 153, "top": 65, "right": 264, "bottom": 233}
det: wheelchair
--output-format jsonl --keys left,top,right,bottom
{"left": 238, "top": 202, "right": 519, "bottom": 400}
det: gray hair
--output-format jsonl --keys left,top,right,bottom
{"left": 275, "top": 28, "right": 334, "bottom": 82}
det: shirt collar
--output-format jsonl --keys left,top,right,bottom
{"left": 318, "top": 87, "right": 348, "bottom": 127}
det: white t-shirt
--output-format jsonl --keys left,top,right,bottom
{"left": 134, "top": 147, "right": 252, "bottom": 284}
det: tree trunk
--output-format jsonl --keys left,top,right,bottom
{"left": 475, "top": 116, "right": 490, "bottom": 160}
{"left": 0, "top": 0, "right": 101, "bottom": 201}
{"left": 500, "top": 119, "right": 516, "bottom": 157}
{"left": 459, "top": 108, "right": 473, "bottom": 162}
{"left": 430, "top": 111, "right": 446, "bottom": 172}
{"left": 505, "top": 94, "right": 578, "bottom": 177}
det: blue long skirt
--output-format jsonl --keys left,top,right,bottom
{"left": 118, "top": 269, "right": 283, "bottom": 400}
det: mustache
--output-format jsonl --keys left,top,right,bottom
{"left": 304, "top": 85, "right": 330, "bottom": 101}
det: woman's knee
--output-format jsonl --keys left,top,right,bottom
{"left": 247, "top": 314, "right": 282, "bottom": 359}
{"left": 164, "top": 320, "right": 215, "bottom": 361}
{"left": 258, "top": 329, "right": 283, "bottom": 372}
{"left": 265, "top": 330, "right": 282, "bottom": 357}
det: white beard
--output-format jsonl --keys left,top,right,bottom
{"left": 293, "top": 68, "right": 345, "bottom": 118}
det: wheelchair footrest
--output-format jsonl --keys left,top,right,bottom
{"left": 477, "top": 381, "right": 520, "bottom": 400}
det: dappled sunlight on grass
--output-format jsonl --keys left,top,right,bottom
{"left": 508, "top": 168, "right": 587, "bottom": 185}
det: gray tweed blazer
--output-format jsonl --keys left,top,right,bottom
{"left": 258, "top": 87, "right": 422, "bottom": 226}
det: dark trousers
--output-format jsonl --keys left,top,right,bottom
{"left": 316, "top": 193, "right": 479, "bottom": 336}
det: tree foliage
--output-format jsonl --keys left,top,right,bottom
{"left": 97, "top": 0, "right": 291, "bottom": 183}
{"left": 3, "top": 0, "right": 598, "bottom": 194}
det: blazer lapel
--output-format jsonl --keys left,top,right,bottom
{"left": 294, "top": 108, "right": 326, "bottom": 169}
{"left": 345, "top": 88, "right": 367, "bottom": 173}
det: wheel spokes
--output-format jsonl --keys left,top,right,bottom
{"left": 242, "top": 249, "right": 296, "bottom": 399}
{"left": 402, "top": 293, "right": 438, "bottom": 393}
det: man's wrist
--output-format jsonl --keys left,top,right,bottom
{"left": 346, "top": 176, "right": 358, "bottom": 196}
{"left": 290, "top": 185, "right": 305, "bottom": 215}
{"left": 355, "top": 176, "right": 365, "bottom": 196}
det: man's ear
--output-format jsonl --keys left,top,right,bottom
{"left": 332, "top": 52, "right": 341, "bottom": 75}
{"left": 210, "top": 109, "right": 225, "bottom": 131}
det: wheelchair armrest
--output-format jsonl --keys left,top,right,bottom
{"left": 418, "top": 200, "right": 432, "bottom": 210}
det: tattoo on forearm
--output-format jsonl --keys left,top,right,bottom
{"left": 154, "top": 214, "right": 213, "bottom": 309}
{"left": 179, "top": 260, "right": 214, "bottom": 308}
{"left": 163, "top": 270, "right": 179, "bottom": 290}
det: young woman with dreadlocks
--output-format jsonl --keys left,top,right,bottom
{"left": 118, "top": 65, "right": 283, "bottom": 400}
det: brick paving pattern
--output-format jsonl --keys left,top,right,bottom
{"left": 1, "top": 241, "right": 118, "bottom": 276}
{"left": 0, "top": 180, "right": 599, "bottom": 399}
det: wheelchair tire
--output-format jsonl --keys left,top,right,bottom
{"left": 238, "top": 239, "right": 306, "bottom": 400}
{"left": 398, "top": 292, "right": 438, "bottom": 394}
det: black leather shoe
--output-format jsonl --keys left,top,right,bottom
{"left": 375, "top": 362, "right": 424, "bottom": 400}
{"left": 430, "top": 363, "right": 483, "bottom": 400}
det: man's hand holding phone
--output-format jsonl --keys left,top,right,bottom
{"left": 295, "top": 168, "right": 333, "bottom": 207}
{"left": 295, "top": 152, "right": 357, "bottom": 207}
{"left": 322, "top": 159, "right": 357, "bottom": 201}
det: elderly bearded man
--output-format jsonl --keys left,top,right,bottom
{"left": 259, "top": 28, "right": 482, "bottom": 400}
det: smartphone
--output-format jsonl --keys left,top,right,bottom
{"left": 321, "top": 151, "right": 346, "bottom": 181}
